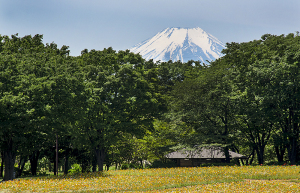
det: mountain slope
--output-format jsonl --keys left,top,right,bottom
{"left": 130, "top": 27, "right": 225, "bottom": 63}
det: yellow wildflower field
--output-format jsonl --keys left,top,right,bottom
{"left": 0, "top": 166, "right": 299, "bottom": 192}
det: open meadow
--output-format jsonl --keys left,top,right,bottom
{"left": 0, "top": 166, "right": 300, "bottom": 192}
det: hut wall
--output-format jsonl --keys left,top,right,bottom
{"left": 179, "top": 159, "right": 193, "bottom": 167}
{"left": 177, "top": 158, "right": 226, "bottom": 167}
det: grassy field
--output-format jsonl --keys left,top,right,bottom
{"left": 0, "top": 166, "right": 300, "bottom": 192}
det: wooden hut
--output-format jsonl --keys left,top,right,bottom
{"left": 165, "top": 147, "right": 247, "bottom": 167}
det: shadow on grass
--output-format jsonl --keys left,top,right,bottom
{"left": 1, "top": 171, "right": 110, "bottom": 182}
{"left": 43, "top": 171, "right": 109, "bottom": 180}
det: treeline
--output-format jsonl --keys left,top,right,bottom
{"left": 171, "top": 33, "right": 300, "bottom": 166}
{"left": 0, "top": 33, "right": 300, "bottom": 181}
{"left": 0, "top": 34, "right": 196, "bottom": 181}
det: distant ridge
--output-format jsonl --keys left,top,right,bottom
{"left": 130, "top": 27, "right": 225, "bottom": 63}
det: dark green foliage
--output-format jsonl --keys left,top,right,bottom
{"left": 120, "top": 163, "right": 141, "bottom": 170}
{"left": 120, "top": 163, "right": 129, "bottom": 170}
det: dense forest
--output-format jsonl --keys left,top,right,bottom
{"left": 1, "top": 33, "right": 300, "bottom": 181}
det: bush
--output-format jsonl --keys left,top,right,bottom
{"left": 121, "top": 163, "right": 129, "bottom": 170}
{"left": 37, "top": 171, "right": 48, "bottom": 176}
{"left": 68, "top": 164, "right": 82, "bottom": 174}
{"left": 120, "top": 163, "right": 142, "bottom": 170}
{"left": 129, "top": 163, "right": 141, "bottom": 169}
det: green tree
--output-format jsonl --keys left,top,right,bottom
{"left": 169, "top": 60, "right": 237, "bottom": 162}
{"left": 74, "top": 48, "right": 164, "bottom": 171}
{"left": 223, "top": 33, "right": 300, "bottom": 164}
{"left": 0, "top": 34, "right": 80, "bottom": 180}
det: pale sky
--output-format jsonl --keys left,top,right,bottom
{"left": 1, "top": 0, "right": 299, "bottom": 56}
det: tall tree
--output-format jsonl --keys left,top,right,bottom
{"left": 74, "top": 48, "right": 164, "bottom": 171}
{"left": 169, "top": 60, "right": 237, "bottom": 162}
{"left": 223, "top": 33, "right": 300, "bottom": 164}
{"left": 0, "top": 34, "right": 78, "bottom": 180}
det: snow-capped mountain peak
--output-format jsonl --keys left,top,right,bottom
{"left": 130, "top": 27, "right": 225, "bottom": 63}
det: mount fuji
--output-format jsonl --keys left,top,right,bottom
{"left": 130, "top": 27, "right": 225, "bottom": 63}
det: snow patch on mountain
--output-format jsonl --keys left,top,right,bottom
{"left": 130, "top": 27, "right": 225, "bottom": 63}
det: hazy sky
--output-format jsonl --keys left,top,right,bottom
{"left": 1, "top": 0, "right": 299, "bottom": 56}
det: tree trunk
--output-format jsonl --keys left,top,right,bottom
{"left": 94, "top": 147, "right": 105, "bottom": 172}
{"left": 3, "top": 149, "right": 16, "bottom": 181}
{"left": 30, "top": 151, "right": 40, "bottom": 176}
{"left": 53, "top": 162, "right": 56, "bottom": 175}
{"left": 17, "top": 156, "right": 27, "bottom": 177}
{"left": 0, "top": 151, "right": 4, "bottom": 178}
{"left": 48, "top": 160, "right": 52, "bottom": 173}
{"left": 64, "top": 155, "right": 69, "bottom": 175}
{"left": 224, "top": 146, "right": 230, "bottom": 163}
{"left": 92, "top": 155, "right": 97, "bottom": 172}
{"left": 64, "top": 148, "right": 70, "bottom": 175}
{"left": 259, "top": 145, "right": 265, "bottom": 164}
{"left": 255, "top": 146, "right": 265, "bottom": 165}
{"left": 287, "top": 136, "right": 297, "bottom": 165}
{"left": 140, "top": 160, "right": 143, "bottom": 169}
{"left": 222, "top": 107, "right": 230, "bottom": 163}
{"left": 106, "top": 163, "right": 110, "bottom": 171}
{"left": 56, "top": 135, "right": 58, "bottom": 175}
{"left": 232, "top": 146, "right": 245, "bottom": 165}
{"left": 247, "top": 149, "right": 255, "bottom": 165}
{"left": 81, "top": 163, "right": 87, "bottom": 173}
{"left": 275, "top": 146, "right": 285, "bottom": 163}
{"left": 285, "top": 108, "right": 299, "bottom": 165}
